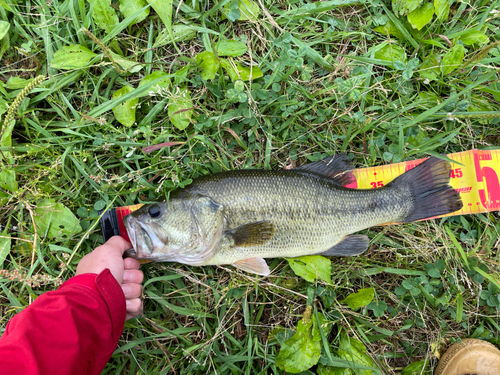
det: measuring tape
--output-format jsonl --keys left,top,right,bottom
{"left": 101, "top": 149, "right": 500, "bottom": 243}
{"left": 344, "top": 149, "right": 500, "bottom": 218}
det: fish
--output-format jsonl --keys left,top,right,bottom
{"left": 123, "top": 154, "right": 463, "bottom": 276}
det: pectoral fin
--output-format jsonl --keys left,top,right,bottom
{"left": 319, "top": 235, "right": 369, "bottom": 257}
{"left": 225, "top": 220, "right": 275, "bottom": 247}
{"left": 233, "top": 258, "right": 270, "bottom": 276}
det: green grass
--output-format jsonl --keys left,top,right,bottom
{"left": 1, "top": 0, "right": 500, "bottom": 373}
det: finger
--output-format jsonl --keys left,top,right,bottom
{"left": 126, "top": 311, "right": 142, "bottom": 320}
{"left": 123, "top": 269, "right": 144, "bottom": 284}
{"left": 122, "top": 283, "right": 142, "bottom": 299}
{"left": 102, "top": 236, "right": 133, "bottom": 256}
{"left": 124, "top": 257, "right": 141, "bottom": 270}
{"left": 126, "top": 298, "right": 143, "bottom": 320}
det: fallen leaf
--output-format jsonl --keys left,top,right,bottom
{"left": 142, "top": 142, "right": 185, "bottom": 154}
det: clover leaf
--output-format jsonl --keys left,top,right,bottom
{"left": 367, "top": 300, "right": 388, "bottom": 317}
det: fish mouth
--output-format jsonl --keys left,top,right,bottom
{"left": 139, "top": 224, "right": 154, "bottom": 254}
{"left": 123, "top": 215, "right": 154, "bottom": 259}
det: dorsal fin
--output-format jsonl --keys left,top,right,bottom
{"left": 294, "top": 154, "right": 354, "bottom": 186}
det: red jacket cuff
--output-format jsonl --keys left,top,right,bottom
{"left": 95, "top": 269, "right": 126, "bottom": 343}
{"left": 61, "top": 269, "right": 126, "bottom": 343}
{"left": 62, "top": 273, "right": 99, "bottom": 292}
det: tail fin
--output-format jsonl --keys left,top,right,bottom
{"left": 392, "top": 157, "right": 463, "bottom": 223}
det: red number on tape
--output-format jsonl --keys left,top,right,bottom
{"left": 474, "top": 152, "right": 500, "bottom": 209}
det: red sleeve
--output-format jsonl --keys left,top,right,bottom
{"left": 0, "top": 269, "right": 126, "bottom": 375}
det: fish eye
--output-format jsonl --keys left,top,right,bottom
{"left": 148, "top": 205, "right": 161, "bottom": 218}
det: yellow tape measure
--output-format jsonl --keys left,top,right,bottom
{"left": 345, "top": 149, "right": 500, "bottom": 219}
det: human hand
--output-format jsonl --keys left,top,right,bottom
{"left": 76, "top": 236, "right": 143, "bottom": 320}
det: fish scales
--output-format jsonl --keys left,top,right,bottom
{"left": 123, "top": 154, "right": 462, "bottom": 275}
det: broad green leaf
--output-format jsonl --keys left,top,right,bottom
{"left": 153, "top": 24, "right": 197, "bottom": 48}
{"left": 146, "top": 0, "right": 173, "bottom": 34}
{"left": 138, "top": 71, "right": 171, "bottom": 96}
{"left": 195, "top": 51, "right": 219, "bottom": 80}
{"left": 317, "top": 364, "right": 350, "bottom": 375}
{"left": 373, "top": 20, "right": 404, "bottom": 39}
{"left": 0, "top": 20, "right": 9, "bottom": 40}
{"left": 441, "top": 44, "right": 465, "bottom": 75}
{"left": 168, "top": 86, "right": 194, "bottom": 130}
{"left": 287, "top": 255, "right": 332, "bottom": 284}
{"left": 341, "top": 288, "right": 375, "bottom": 310}
{"left": 5, "top": 76, "right": 32, "bottom": 90}
{"left": 337, "top": 333, "right": 374, "bottom": 375}
{"left": 374, "top": 44, "right": 407, "bottom": 67}
{"left": 0, "top": 169, "right": 17, "bottom": 192}
{"left": 222, "top": 0, "right": 260, "bottom": 21}
{"left": 220, "top": 59, "right": 263, "bottom": 81}
{"left": 434, "top": 0, "right": 450, "bottom": 21}
{"left": 0, "top": 119, "right": 14, "bottom": 163}
{"left": 0, "top": 32, "right": 9, "bottom": 61}
{"left": 419, "top": 53, "right": 440, "bottom": 81}
{"left": 216, "top": 40, "right": 247, "bottom": 57}
{"left": 459, "top": 30, "right": 490, "bottom": 45}
{"left": 392, "top": 0, "right": 423, "bottom": 16}
{"left": 407, "top": 3, "right": 434, "bottom": 30}
{"left": 88, "top": 0, "right": 119, "bottom": 33}
{"left": 402, "top": 359, "right": 428, "bottom": 375}
{"left": 108, "top": 51, "right": 144, "bottom": 73}
{"left": 50, "top": 45, "right": 98, "bottom": 70}
{"left": 0, "top": 169, "right": 17, "bottom": 205}
{"left": 0, "top": 97, "right": 8, "bottom": 117}
{"left": 276, "top": 308, "right": 329, "bottom": 373}
{"left": 0, "top": 227, "right": 10, "bottom": 268}
{"left": 34, "top": 199, "right": 82, "bottom": 240}
{"left": 119, "top": 0, "right": 149, "bottom": 25}
{"left": 112, "top": 85, "right": 138, "bottom": 127}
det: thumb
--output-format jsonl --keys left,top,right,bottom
{"left": 105, "top": 236, "right": 133, "bottom": 257}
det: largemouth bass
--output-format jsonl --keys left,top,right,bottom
{"left": 123, "top": 154, "right": 462, "bottom": 275}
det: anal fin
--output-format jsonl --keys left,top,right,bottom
{"left": 319, "top": 235, "right": 369, "bottom": 257}
{"left": 225, "top": 220, "right": 275, "bottom": 247}
{"left": 233, "top": 258, "right": 270, "bottom": 276}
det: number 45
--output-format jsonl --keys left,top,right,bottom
{"left": 450, "top": 168, "right": 463, "bottom": 178}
